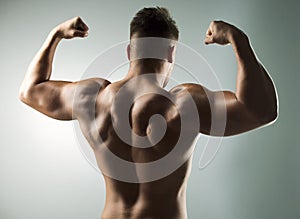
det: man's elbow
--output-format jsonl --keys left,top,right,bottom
{"left": 264, "top": 110, "right": 278, "bottom": 124}
{"left": 18, "top": 89, "right": 26, "bottom": 103}
{"left": 260, "top": 104, "right": 278, "bottom": 125}
{"left": 18, "top": 87, "right": 32, "bottom": 104}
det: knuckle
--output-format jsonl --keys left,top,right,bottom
{"left": 74, "top": 16, "right": 81, "bottom": 23}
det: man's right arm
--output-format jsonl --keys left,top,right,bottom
{"left": 185, "top": 21, "right": 278, "bottom": 136}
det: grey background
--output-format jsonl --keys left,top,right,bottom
{"left": 0, "top": 0, "right": 299, "bottom": 219}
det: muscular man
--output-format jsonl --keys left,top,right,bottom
{"left": 19, "top": 7, "right": 278, "bottom": 219}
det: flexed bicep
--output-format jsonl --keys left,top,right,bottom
{"left": 20, "top": 78, "right": 109, "bottom": 121}
{"left": 20, "top": 81, "right": 77, "bottom": 120}
{"left": 181, "top": 83, "right": 263, "bottom": 136}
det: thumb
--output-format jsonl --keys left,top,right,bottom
{"left": 74, "top": 30, "right": 88, "bottom": 38}
{"left": 204, "top": 36, "right": 214, "bottom": 45}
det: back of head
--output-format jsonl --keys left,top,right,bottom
{"left": 130, "top": 7, "right": 179, "bottom": 40}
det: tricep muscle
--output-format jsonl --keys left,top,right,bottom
{"left": 19, "top": 78, "right": 109, "bottom": 121}
{"left": 182, "top": 83, "right": 262, "bottom": 136}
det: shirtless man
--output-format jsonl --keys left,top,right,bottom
{"left": 19, "top": 7, "right": 278, "bottom": 219}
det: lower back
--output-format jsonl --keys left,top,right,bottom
{"left": 101, "top": 159, "right": 191, "bottom": 219}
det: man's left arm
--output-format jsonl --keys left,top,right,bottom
{"left": 19, "top": 17, "right": 89, "bottom": 120}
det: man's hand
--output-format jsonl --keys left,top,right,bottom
{"left": 55, "top": 16, "right": 89, "bottom": 39}
{"left": 204, "top": 20, "right": 241, "bottom": 45}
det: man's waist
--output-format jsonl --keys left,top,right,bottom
{"left": 102, "top": 199, "right": 187, "bottom": 219}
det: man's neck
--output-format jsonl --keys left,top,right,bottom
{"left": 126, "top": 60, "right": 170, "bottom": 87}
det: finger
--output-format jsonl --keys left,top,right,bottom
{"left": 74, "top": 30, "right": 88, "bottom": 38}
{"left": 206, "top": 28, "right": 212, "bottom": 37}
{"left": 76, "top": 17, "right": 89, "bottom": 31}
{"left": 77, "top": 22, "right": 89, "bottom": 32}
{"left": 80, "top": 21, "right": 89, "bottom": 31}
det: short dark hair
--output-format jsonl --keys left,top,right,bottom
{"left": 130, "top": 7, "right": 179, "bottom": 40}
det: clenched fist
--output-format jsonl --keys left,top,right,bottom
{"left": 55, "top": 16, "right": 89, "bottom": 39}
{"left": 204, "top": 20, "right": 241, "bottom": 45}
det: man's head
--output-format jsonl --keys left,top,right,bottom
{"left": 127, "top": 7, "right": 179, "bottom": 86}
{"left": 130, "top": 7, "right": 179, "bottom": 40}
{"left": 128, "top": 7, "right": 179, "bottom": 85}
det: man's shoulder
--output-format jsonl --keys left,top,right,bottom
{"left": 73, "top": 77, "right": 111, "bottom": 109}
{"left": 169, "top": 83, "right": 206, "bottom": 95}
{"left": 81, "top": 77, "right": 111, "bottom": 88}
{"left": 169, "top": 83, "right": 210, "bottom": 110}
{"left": 169, "top": 83, "right": 208, "bottom": 105}
{"left": 76, "top": 77, "right": 111, "bottom": 94}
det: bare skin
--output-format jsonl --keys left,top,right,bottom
{"left": 19, "top": 17, "right": 278, "bottom": 219}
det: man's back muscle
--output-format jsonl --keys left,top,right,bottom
{"left": 76, "top": 78, "right": 199, "bottom": 218}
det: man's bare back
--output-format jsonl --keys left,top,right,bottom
{"left": 19, "top": 8, "right": 278, "bottom": 219}
{"left": 76, "top": 77, "right": 201, "bottom": 218}
{"left": 79, "top": 78, "right": 192, "bottom": 218}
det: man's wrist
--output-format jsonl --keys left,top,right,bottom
{"left": 40, "top": 27, "right": 62, "bottom": 49}
{"left": 228, "top": 26, "right": 248, "bottom": 44}
{"left": 228, "top": 27, "right": 249, "bottom": 50}
{"left": 49, "top": 26, "right": 63, "bottom": 40}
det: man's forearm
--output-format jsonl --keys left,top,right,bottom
{"left": 230, "top": 29, "right": 278, "bottom": 123}
{"left": 20, "top": 28, "right": 61, "bottom": 95}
